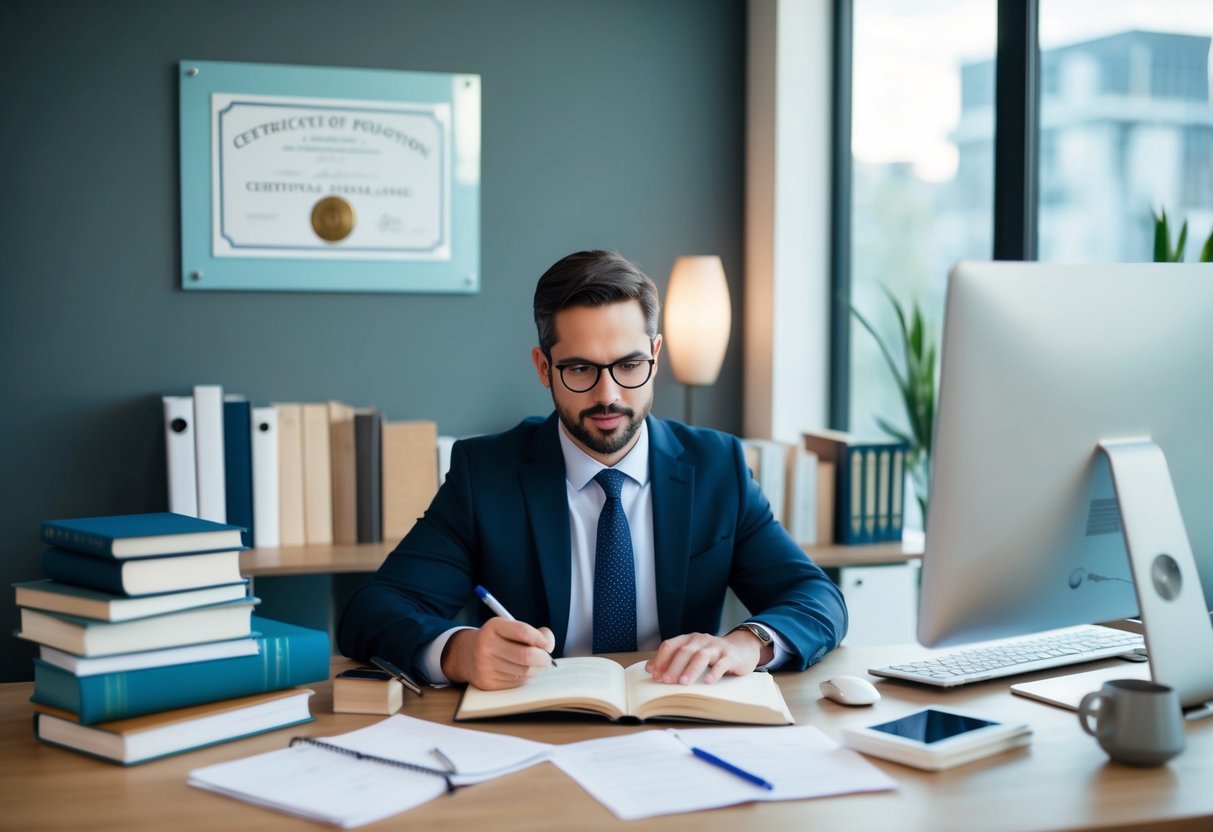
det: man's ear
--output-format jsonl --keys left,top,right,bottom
{"left": 651, "top": 334, "right": 663, "bottom": 375}
{"left": 531, "top": 346, "right": 552, "bottom": 388}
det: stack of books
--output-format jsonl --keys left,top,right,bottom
{"left": 14, "top": 512, "right": 329, "bottom": 765}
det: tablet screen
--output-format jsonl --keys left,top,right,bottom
{"left": 869, "top": 709, "right": 998, "bottom": 744}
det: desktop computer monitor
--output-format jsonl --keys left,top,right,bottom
{"left": 917, "top": 261, "right": 1213, "bottom": 706}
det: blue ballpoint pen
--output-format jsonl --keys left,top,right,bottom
{"left": 691, "top": 747, "right": 775, "bottom": 790}
{"left": 474, "top": 585, "right": 557, "bottom": 667}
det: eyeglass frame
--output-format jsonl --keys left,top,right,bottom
{"left": 545, "top": 349, "right": 657, "bottom": 393}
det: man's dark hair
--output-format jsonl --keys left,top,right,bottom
{"left": 533, "top": 250, "right": 661, "bottom": 354}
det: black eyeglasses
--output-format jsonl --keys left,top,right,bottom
{"left": 552, "top": 356, "right": 656, "bottom": 393}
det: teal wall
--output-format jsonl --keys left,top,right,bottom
{"left": 0, "top": 1, "right": 747, "bottom": 681}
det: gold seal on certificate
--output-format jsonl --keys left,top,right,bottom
{"left": 311, "top": 196, "right": 356, "bottom": 242}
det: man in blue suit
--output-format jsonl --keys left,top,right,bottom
{"left": 339, "top": 251, "right": 847, "bottom": 690}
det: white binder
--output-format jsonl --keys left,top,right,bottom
{"left": 251, "top": 406, "right": 279, "bottom": 549}
{"left": 193, "top": 384, "right": 227, "bottom": 523}
{"left": 162, "top": 395, "right": 198, "bottom": 517}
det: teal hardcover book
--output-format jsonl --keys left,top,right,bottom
{"left": 38, "top": 512, "right": 246, "bottom": 559}
{"left": 31, "top": 617, "right": 329, "bottom": 724}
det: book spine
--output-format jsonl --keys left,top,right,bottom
{"left": 30, "top": 619, "right": 329, "bottom": 724}
{"left": 194, "top": 384, "right": 227, "bottom": 523}
{"left": 275, "top": 404, "right": 306, "bottom": 547}
{"left": 38, "top": 525, "right": 116, "bottom": 558}
{"left": 41, "top": 548, "right": 128, "bottom": 595}
{"left": 251, "top": 407, "right": 280, "bottom": 548}
{"left": 354, "top": 410, "right": 382, "bottom": 543}
{"left": 224, "top": 399, "right": 255, "bottom": 547}
{"left": 162, "top": 395, "right": 198, "bottom": 517}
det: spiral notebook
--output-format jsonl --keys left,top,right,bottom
{"left": 188, "top": 714, "right": 553, "bottom": 828}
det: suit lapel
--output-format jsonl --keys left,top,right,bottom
{"left": 520, "top": 414, "right": 572, "bottom": 654}
{"left": 648, "top": 417, "right": 693, "bottom": 638}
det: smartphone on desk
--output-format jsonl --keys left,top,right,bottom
{"left": 841, "top": 706, "right": 1031, "bottom": 771}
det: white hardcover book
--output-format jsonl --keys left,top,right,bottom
{"left": 162, "top": 395, "right": 198, "bottom": 517}
{"left": 193, "top": 384, "right": 227, "bottom": 523}
{"left": 275, "top": 403, "right": 306, "bottom": 547}
{"left": 784, "top": 446, "right": 819, "bottom": 544}
{"left": 437, "top": 435, "right": 457, "bottom": 485}
{"left": 251, "top": 406, "right": 279, "bottom": 549}
{"left": 741, "top": 438, "right": 787, "bottom": 524}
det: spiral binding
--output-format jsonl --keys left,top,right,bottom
{"left": 289, "top": 737, "right": 455, "bottom": 793}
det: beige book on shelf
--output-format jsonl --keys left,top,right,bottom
{"left": 328, "top": 401, "right": 357, "bottom": 545}
{"left": 816, "top": 460, "right": 836, "bottom": 546}
{"left": 455, "top": 657, "right": 793, "bottom": 725}
{"left": 274, "top": 404, "right": 306, "bottom": 547}
{"left": 381, "top": 420, "right": 438, "bottom": 542}
{"left": 301, "top": 403, "right": 333, "bottom": 545}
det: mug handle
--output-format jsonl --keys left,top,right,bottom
{"left": 1078, "top": 691, "right": 1114, "bottom": 738}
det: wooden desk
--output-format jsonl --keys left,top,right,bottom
{"left": 2, "top": 645, "right": 1210, "bottom": 831}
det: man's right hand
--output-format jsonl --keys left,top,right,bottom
{"left": 440, "top": 617, "right": 556, "bottom": 690}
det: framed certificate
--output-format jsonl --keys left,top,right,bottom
{"left": 179, "top": 60, "right": 480, "bottom": 293}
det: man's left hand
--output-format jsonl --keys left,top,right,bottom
{"left": 644, "top": 629, "right": 772, "bottom": 685}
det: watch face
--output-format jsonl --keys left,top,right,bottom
{"left": 740, "top": 623, "right": 772, "bottom": 644}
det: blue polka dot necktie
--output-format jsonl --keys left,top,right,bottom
{"left": 592, "top": 468, "right": 638, "bottom": 653}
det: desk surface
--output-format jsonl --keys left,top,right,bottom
{"left": 3, "top": 644, "right": 1209, "bottom": 832}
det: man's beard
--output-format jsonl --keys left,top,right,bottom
{"left": 553, "top": 391, "right": 652, "bottom": 457}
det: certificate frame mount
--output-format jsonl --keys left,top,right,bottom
{"left": 179, "top": 60, "right": 480, "bottom": 293}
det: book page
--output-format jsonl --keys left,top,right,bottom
{"left": 623, "top": 661, "right": 794, "bottom": 724}
{"left": 456, "top": 656, "right": 628, "bottom": 720}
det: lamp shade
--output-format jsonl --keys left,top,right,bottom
{"left": 663, "top": 255, "right": 732, "bottom": 386}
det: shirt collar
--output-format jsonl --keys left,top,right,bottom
{"left": 557, "top": 417, "right": 650, "bottom": 492}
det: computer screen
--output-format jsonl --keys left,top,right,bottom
{"left": 917, "top": 262, "right": 1213, "bottom": 701}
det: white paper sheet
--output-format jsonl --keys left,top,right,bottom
{"left": 551, "top": 726, "right": 897, "bottom": 821}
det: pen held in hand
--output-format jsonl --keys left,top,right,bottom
{"left": 691, "top": 747, "right": 775, "bottom": 790}
{"left": 474, "top": 585, "right": 558, "bottom": 668}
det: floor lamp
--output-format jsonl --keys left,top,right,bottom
{"left": 663, "top": 255, "right": 732, "bottom": 424}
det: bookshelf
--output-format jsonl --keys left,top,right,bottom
{"left": 239, "top": 542, "right": 393, "bottom": 577}
{"left": 239, "top": 538, "right": 923, "bottom": 579}
{"left": 802, "top": 538, "right": 923, "bottom": 569}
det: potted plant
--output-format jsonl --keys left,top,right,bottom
{"left": 851, "top": 289, "right": 937, "bottom": 525}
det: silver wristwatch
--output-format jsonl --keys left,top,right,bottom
{"left": 731, "top": 621, "right": 773, "bottom": 646}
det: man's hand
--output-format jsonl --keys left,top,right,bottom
{"left": 644, "top": 629, "right": 773, "bottom": 685}
{"left": 440, "top": 617, "right": 556, "bottom": 690}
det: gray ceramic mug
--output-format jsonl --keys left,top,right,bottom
{"left": 1078, "top": 679, "right": 1186, "bottom": 766}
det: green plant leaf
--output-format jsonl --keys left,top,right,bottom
{"left": 1175, "top": 220, "right": 1188, "bottom": 262}
{"left": 1202, "top": 228, "right": 1213, "bottom": 263}
{"left": 1153, "top": 209, "right": 1169, "bottom": 262}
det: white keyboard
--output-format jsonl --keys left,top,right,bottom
{"left": 869, "top": 624, "right": 1145, "bottom": 688}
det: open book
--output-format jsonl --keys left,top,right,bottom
{"left": 455, "top": 658, "right": 793, "bottom": 725}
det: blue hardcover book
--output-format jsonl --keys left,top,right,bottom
{"left": 224, "top": 399, "right": 255, "bottom": 547}
{"left": 39, "top": 513, "right": 246, "bottom": 560}
{"left": 31, "top": 617, "right": 329, "bottom": 724}
{"left": 41, "top": 547, "right": 243, "bottom": 596}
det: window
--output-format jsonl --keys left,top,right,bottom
{"left": 838, "top": 0, "right": 1212, "bottom": 526}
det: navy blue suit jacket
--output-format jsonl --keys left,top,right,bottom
{"left": 337, "top": 414, "right": 847, "bottom": 676}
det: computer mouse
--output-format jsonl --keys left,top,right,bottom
{"left": 819, "top": 675, "right": 881, "bottom": 706}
